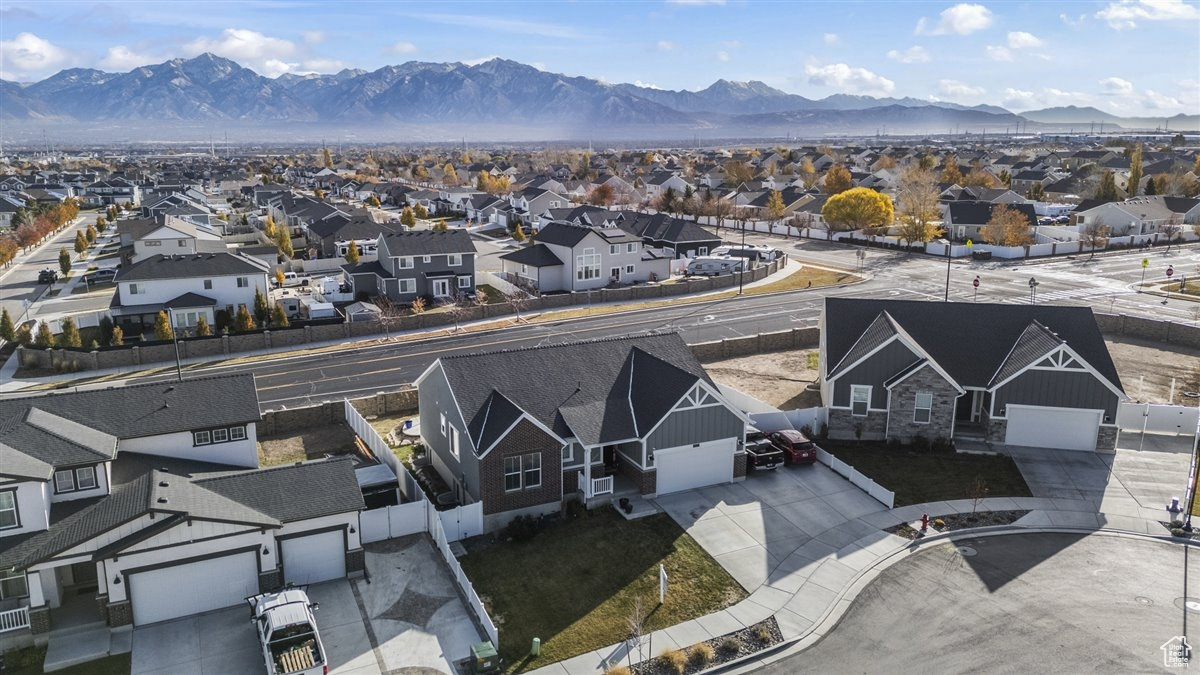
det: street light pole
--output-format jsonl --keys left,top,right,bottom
{"left": 166, "top": 306, "right": 183, "bottom": 382}
{"left": 738, "top": 216, "right": 747, "bottom": 295}
{"left": 1028, "top": 277, "right": 1039, "bottom": 304}
{"left": 941, "top": 239, "right": 952, "bottom": 301}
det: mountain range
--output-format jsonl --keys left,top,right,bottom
{"left": 3, "top": 54, "right": 1195, "bottom": 142}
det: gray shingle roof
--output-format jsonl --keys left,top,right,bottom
{"left": 989, "top": 321, "right": 1065, "bottom": 386}
{"left": 197, "top": 456, "right": 364, "bottom": 523}
{"left": 498, "top": 244, "right": 564, "bottom": 267}
{"left": 380, "top": 230, "right": 477, "bottom": 256}
{"left": 116, "top": 252, "right": 267, "bottom": 282}
{"left": 438, "top": 333, "right": 711, "bottom": 449}
{"left": 828, "top": 312, "right": 898, "bottom": 377}
{"left": 823, "top": 298, "right": 1123, "bottom": 392}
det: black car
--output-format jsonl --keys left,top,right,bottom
{"left": 745, "top": 437, "right": 783, "bottom": 471}
{"left": 37, "top": 269, "right": 57, "bottom": 284}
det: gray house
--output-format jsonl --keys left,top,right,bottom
{"left": 344, "top": 230, "right": 477, "bottom": 303}
{"left": 414, "top": 334, "right": 749, "bottom": 532}
{"left": 820, "top": 298, "right": 1126, "bottom": 451}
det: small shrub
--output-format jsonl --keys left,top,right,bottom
{"left": 931, "top": 436, "right": 955, "bottom": 453}
{"left": 659, "top": 649, "right": 687, "bottom": 675}
{"left": 932, "top": 518, "right": 946, "bottom": 529}
{"left": 910, "top": 434, "right": 931, "bottom": 453}
{"left": 1171, "top": 519, "right": 1185, "bottom": 529}
{"left": 504, "top": 515, "right": 539, "bottom": 542}
{"left": 604, "top": 667, "right": 632, "bottom": 675}
{"left": 752, "top": 624, "right": 771, "bottom": 643}
{"left": 819, "top": 422, "right": 829, "bottom": 439}
{"left": 799, "top": 424, "right": 815, "bottom": 439}
{"left": 689, "top": 643, "right": 715, "bottom": 666}
{"left": 719, "top": 636, "right": 740, "bottom": 654}
{"left": 1172, "top": 528, "right": 1188, "bottom": 538}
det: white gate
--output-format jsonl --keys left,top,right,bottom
{"left": 1117, "top": 403, "right": 1200, "bottom": 435}
{"left": 360, "top": 501, "right": 429, "bottom": 544}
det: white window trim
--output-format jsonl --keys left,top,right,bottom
{"left": 439, "top": 413, "right": 447, "bottom": 436}
{"left": 609, "top": 244, "right": 619, "bottom": 255}
{"left": 562, "top": 445, "right": 574, "bottom": 463}
{"left": 230, "top": 426, "right": 247, "bottom": 441}
{"left": 212, "top": 427, "right": 229, "bottom": 443}
{"left": 399, "top": 278, "right": 417, "bottom": 294}
{"left": 523, "top": 453, "right": 542, "bottom": 489}
{"left": 458, "top": 276, "right": 472, "bottom": 289}
{"left": 0, "top": 491, "right": 19, "bottom": 531}
{"left": 194, "top": 430, "right": 212, "bottom": 445}
{"left": 0, "top": 568, "right": 28, "bottom": 599}
{"left": 504, "top": 456, "right": 522, "bottom": 492}
{"left": 450, "top": 426, "right": 460, "bottom": 460}
{"left": 54, "top": 470, "right": 76, "bottom": 493}
{"left": 76, "top": 466, "right": 98, "bottom": 490}
{"left": 627, "top": 243, "right": 637, "bottom": 253}
{"left": 625, "top": 264, "right": 635, "bottom": 274}
{"left": 914, "top": 391, "right": 933, "bottom": 424}
{"left": 422, "top": 255, "right": 432, "bottom": 263}
{"left": 850, "top": 385, "right": 871, "bottom": 417}
{"left": 448, "top": 253, "right": 462, "bottom": 266}
{"left": 397, "top": 256, "right": 414, "bottom": 269}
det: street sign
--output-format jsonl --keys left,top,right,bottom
{"left": 1168, "top": 265, "right": 1175, "bottom": 278}
{"left": 966, "top": 239, "right": 974, "bottom": 250}
{"left": 1143, "top": 258, "right": 1150, "bottom": 268}
{"left": 972, "top": 276, "right": 980, "bottom": 288}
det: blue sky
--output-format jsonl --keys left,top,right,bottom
{"left": 1, "top": 0, "right": 1197, "bottom": 116}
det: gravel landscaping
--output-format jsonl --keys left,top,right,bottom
{"left": 887, "top": 510, "right": 1031, "bottom": 540}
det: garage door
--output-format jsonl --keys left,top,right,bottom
{"left": 1004, "top": 405, "right": 1102, "bottom": 451}
{"left": 654, "top": 439, "right": 735, "bottom": 495}
{"left": 282, "top": 530, "right": 346, "bottom": 585}
{"left": 129, "top": 551, "right": 259, "bottom": 626}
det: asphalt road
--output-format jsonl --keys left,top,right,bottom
{"left": 761, "top": 532, "right": 1199, "bottom": 674}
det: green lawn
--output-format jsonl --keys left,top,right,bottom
{"left": 3, "top": 646, "right": 130, "bottom": 675}
{"left": 821, "top": 442, "right": 1032, "bottom": 506}
{"left": 460, "top": 511, "right": 745, "bottom": 672}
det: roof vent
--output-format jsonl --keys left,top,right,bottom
{"left": 157, "top": 497, "right": 168, "bottom": 504}
{"left": 159, "top": 481, "right": 169, "bottom": 488}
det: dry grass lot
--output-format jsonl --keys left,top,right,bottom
{"left": 707, "top": 338, "right": 1200, "bottom": 408}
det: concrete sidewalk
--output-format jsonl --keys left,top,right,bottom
{"left": 527, "top": 437, "right": 1194, "bottom": 675}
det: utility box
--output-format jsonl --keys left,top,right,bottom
{"left": 470, "top": 641, "right": 500, "bottom": 674}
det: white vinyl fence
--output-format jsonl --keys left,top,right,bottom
{"left": 817, "top": 447, "right": 895, "bottom": 509}
{"left": 344, "top": 400, "right": 499, "bottom": 647}
{"left": 1116, "top": 402, "right": 1200, "bottom": 435}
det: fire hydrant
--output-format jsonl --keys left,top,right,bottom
{"left": 920, "top": 513, "right": 929, "bottom": 533}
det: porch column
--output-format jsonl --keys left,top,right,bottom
{"left": 582, "top": 447, "right": 592, "bottom": 498}
{"left": 26, "top": 570, "right": 45, "bottom": 608}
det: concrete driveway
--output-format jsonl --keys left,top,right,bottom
{"left": 130, "top": 579, "right": 378, "bottom": 675}
{"left": 654, "top": 463, "right": 887, "bottom": 592}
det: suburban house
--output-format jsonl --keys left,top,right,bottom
{"left": 498, "top": 221, "right": 670, "bottom": 293}
{"left": 81, "top": 178, "right": 140, "bottom": 207}
{"left": 111, "top": 252, "right": 272, "bottom": 333}
{"left": 343, "top": 229, "right": 477, "bottom": 303}
{"left": 0, "top": 374, "right": 365, "bottom": 643}
{"left": 942, "top": 201, "right": 1038, "bottom": 242}
{"left": 1073, "top": 196, "right": 1200, "bottom": 237}
{"left": 120, "top": 216, "right": 227, "bottom": 264}
{"left": 820, "top": 298, "right": 1126, "bottom": 451}
{"left": 621, "top": 212, "right": 722, "bottom": 259}
{"left": 414, "top": 333, "right": 750, "bottom": 532}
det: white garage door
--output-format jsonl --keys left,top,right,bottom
{"left": 655, "top": 439, "right": 735, "bottom": 495}
{"left": 1004, "top": 405, "right": 1102, "bottom": 451}
{"left": 129, "top": 551, "right": 259, "bottom": 626}
{"left": 282, "top": 530, "right": 346, "bottom": 585}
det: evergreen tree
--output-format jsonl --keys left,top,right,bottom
{"left": 253, "top": 287, "right": 269, "bottom": 326}
{"left": 234, "top": 305, "right": 256, "bottom": 332}
{"left": 59, "top": 248, "right": 71, "bottom": 277}
{"left": 344, "top": 240, "right": 360, "bottom": 264}
{"left": 1127, "top": 144, "right": 1143, "bottom": 197}
{"left": 414, "top": 203, "right": 428, "bottom": 219}
{"left": 98, "top": 316, "right": 113, "bottom": 345}
{"left": 272, "top": 302, "right": 290, "bottom": 328}
{"left": 400, "top": 207, "right": 416, "bottom": 227}
{"left": 196, "top": 315, "right": 212, "bottom": 337}
{"left": 1095, "top": 170, "right": 1120, "bottom": 202}
{"left": 322, "top": 147, "right": 333, "bottom": 169}
{"left": 0, "top": 307, "right": 14, "bottom": 342}
{"left": 154, "top": 311, "right": 175, "bottom": 341}
{"left": 513, "top": 224, "right": 526, "bottom": 242}
{"left": 59, "top": 317, "right": 82, "bottom": 348}
{"left": 1145, "top": 176, "right": 1158, "bottom": 196}
{"left": 34, "top": 321, "right": 54, "bottom": 348}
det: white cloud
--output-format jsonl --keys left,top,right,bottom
{"left": 804, "top": 62, "right": 895, "bottom": 95}
{"left": 1003, "top": 87, "right": 1094, "bottom": 110}
{"left": 915, "top": 3, "right": 994, "bottom": 35}
{"left": 389, "top": 41, "right": 418, "bottom": 54}
{"left": 183, "top": 28, "right": 299, "bottom": 75}
{"left": 986, "top": 45, "right": 1013, "bottom": 61}
{"left": 298, "top": 58, "right": 347, "bottom": 73}
{"left": 938, "top": 79, "right": 986, "bottom": 97}
{"left": 0, "top": 32, "right": 70, "bottom": 78}
{"left": 461, "top": 54, "right": 500, "bottom": 66}
{"left": 1001, "top": 88, "right": 1038, "bottom": 109}
{"left": 716, "top": 50, "right": 731, "bottom": 62}
{"left": 411, "top": 13, "right": 582, "bottom": 39}
{"left": 1006, "top": 31, "right": 1043, "bottom": 48}
{"left": 1096, "top": 0, "right": 1200, "bottom": 29}
{"left": 656, "top": 40, "right": 675, "bottom": 52}
{"left": 886, "top": 46, "right": 930, "bottom": 63}
{"left": 634, "top": 80, "right": 663, "bottom": 89}
{"left": 1060, "top": 13, "right": 1088, "bottom": 27}
{"left": 301, "top": 31, "right": 326, "bottom": 45}
{"left": 100, "top": 45, "right": 155, "bottom": 71}
{"left": 823, "top": 33, "right": 840, "bottom": 45}
{"left": 1099, "top": 76, "right": 1134, "bottom": 94}
{"left": 1143, "top": 89, "right": 1182, "bottom": 109}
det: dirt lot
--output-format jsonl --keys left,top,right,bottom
{"left": 706, "top": 337, "right": 1200, "bottom": 409}
{"left": 257, "top": 423, "right": 359, "bottom": 466}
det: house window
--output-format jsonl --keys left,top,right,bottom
{"left": 576, "top": 248, "right": 600, "bottom": 280}
{"left": 144, "top": 240, "right": 162, "bottom": 247}
{"left": 0, "top": 491, "right": 19, "bottom": 530}
{"left": 520, "top": 264, "right": 528, "bottom": 274}
{"left": 440, "top": 413, "right": 447, "bottom": 436}
{"left": 698, "top": 247, "right": 708, "bottom": 256}
{"left": 450, "top": 426, "right": 460, "bottom": 459}
{"left": 397, "top": 257, "right": 414, "bottom": 269}
{"left": 589, "top": 447, "right": 602, "bottom": 464}
{"left": 177, "top": 240, "right": 187, "bottom": 247}
{"left": 399, "top": 279, "right": 417, "bottom": 294}
{"left": 194, "top": 430, "right": 212, "bottom": 445}
{"left": 850, "top": 385, "right": 871, "bottom": 416}
{"left": 611, "top": 267, "right": 620, "bottom": 280}
{"left": 76, "top": 466, "right": 97, "bottom": 490}
{"left": 562, "top": 445, "right": 574, "bottom": 463}
{"left": 523, "top": 453, "right": 541, "bottom": 488}
{"left": 504, "top": 456, "right": 522, "bottom": 492}
{"left": 627, "top": 243, "right": 637, "bottom": 253}
{"left": 54, "top": 470, "right": 75, "bottom": 493}
{"left": 0, "top": 569, "right": 27, "bottom": 599}
{"left": 128, "top": 283, "right": 142, "bottom": 295}
{"left": 914, "top": 391, "right": 933, "bottom": 424}
{"left": 422, "top": 255, "right": 432, "bottom": 264}
{"left": 203, "top": 279, "right": 213, "bottom": 290}
{"left": 212, "top": 428, "right": 229, "bottom": 443}
{"left": 237, "top": 277, "right": 249, "bottom": 288}
{"left": 610, "top": 245, "right": 619, "bottom": 255}
{"left": 625, "top": 265, "right": 635, "bottom": 274}
{"left": 448, "top": 254, "right": 462, "bottom": 266}
{"left": 458, "top": 276, "right": 471, "bottom": 289}
{"left": 230, "top": 426, "right": 247, "bottom": 441}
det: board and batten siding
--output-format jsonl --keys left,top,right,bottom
{"left": 646, "top": 404, "right": 743, "bottom": 457}
{"left": 831, "top": 340, "right": 919, "bottom": 408}
{"left": 992, "top": 369, "right": 1120, "bottom": 419}
{"left": 418, "top": 365, "right": 481, "bottom": 500}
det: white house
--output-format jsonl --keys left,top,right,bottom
{"left": 111, "top": 252, "right": 272, "bottom": 333}
{"left": 129, "top": 217, "right": 227, "bottom": 263}
{"left": 498, "top": 221, "right": 670, "bottom": 293}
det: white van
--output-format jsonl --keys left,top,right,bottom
{"left": 686, "top": 256, "right": 744, "bottom": 277}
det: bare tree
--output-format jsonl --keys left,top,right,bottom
{"left": 507, "top": 289, "right": 532, "bottom": 323}
{"left": 373, "top": 296, "right": 407, "bottom": 340}
{"left": 624, "top": 596, "right": 647, "bottom": 671}
{"left": 442, "top": 296, "right": 468, "bottom": 333}
{"left": 1079, "top": 221, "right": 1111, "bottom": 258}
{"left": 1162, "top": 214, "right": 1184, "bottom": 252}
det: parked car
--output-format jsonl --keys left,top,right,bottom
{"left": 88, "top": 268, "right": 117, "bottom": 283}
{"left": 768, "top": 429, "right": 819, "bottom": 465}
{"left": 247, "top": 587, "right": 326, "bottom": 675}
{"left": 37, "top": 269, "right": 57, "bottom": 284}
{"left": 744, "top": 437, "right": 783, "bottom": 471}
